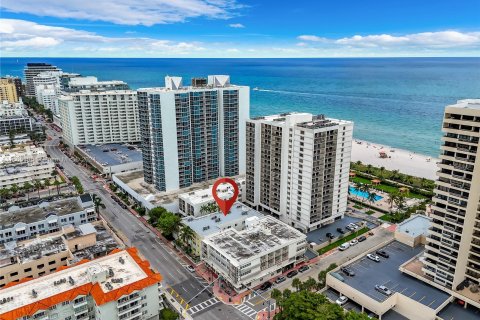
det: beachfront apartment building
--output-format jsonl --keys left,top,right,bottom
{"left": 245, "top": 113, "right": 353, "bottom": 233}
{"left": 63, "top": 76, "right": 129, "bottom": 92}
{"left": 0, "top": 195, "right": 96, "bottom": 244}
{"left": 24, "top": 63, "right": 61, "bottom": 97}
{"left": 0, "top": 247, "right": 163, "bottom": 320}
{"left": 0, "top": 78, "right": 19, "bottom": 103}
{"left": 138, "top": 75, "right": 249, "bottom": 192}
{"left": 58, "top": 90, "right": 140, "bottom": 148}
{"left": 423, "top": 99, "right": 480, "bottom": 291}
{"left": 201, "top": 215, "right": 307, "bottom": 291}
{"left": 0, "top": 145, "right": 55, "bottom": 189}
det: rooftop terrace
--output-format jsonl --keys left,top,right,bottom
{"left": 204, "top": 215, "right": 305, "bottom": 264}
{"left": 0, "top": 249, "right": 150, "bottom": 314}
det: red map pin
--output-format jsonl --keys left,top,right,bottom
{"left": 212, "top": 177, "right": 239, "bottom": 216}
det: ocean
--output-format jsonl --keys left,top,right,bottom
{"left": 1, "top": 57, "right": 479, "bottom": 157}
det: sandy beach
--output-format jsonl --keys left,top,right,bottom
{"left": 351, "top": 140, "right": 439, "bottom": 180}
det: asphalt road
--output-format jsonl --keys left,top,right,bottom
{"left": 43, "top": 131, "right": 247, "bottom": 320}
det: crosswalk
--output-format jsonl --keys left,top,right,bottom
{"left": 235, "top": 302, "right": 258, "bottom": 319}
{"left": 187, "top": 297, "right": 220, "bottom": 316}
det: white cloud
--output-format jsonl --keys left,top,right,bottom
{"left": 229, "top": 23, "right": 245, "bottom": 28}
{"left": 0, "top": 0, "right": 241, "bottom": 26}
{"left": 335, "top": 31, "right": 480, "bottom": 48}
{"left": 297, "top": 35, "right": 327, "bottom": 42}
{"left": 0, "top": 19, "right": 205, "bottom": 55}
{"left": 226, "top": 48, "right": 240, "bottom": 52}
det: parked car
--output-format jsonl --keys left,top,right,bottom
{"left": 259, "top": 281, "right": 272, "bottom": 291}
{"left": 339, "top": 243, "right": 350, "bottom": 251}
{"left": 336, "top": 296, "right": 349, "bottom": 306}
{"left": 349, "top": 239, "right": 358, "bottom": 246}
{"left": 341, "top": 267, "right": 355, "bottom": 277}
{"left": 367, "top": 254, "right": 380, "bottom": 262}
{"left": 275, "top": 276, "right": 286, "bottom": 284}
{"left": 357, "top": 235, "right": 367, "bottom": 242}
{"left": 375, "top": 285, "right": 392, "bottom": 296}
{"left": 326, "top": 232, "right": 335, "bottom": 239}
{"left": 186, "top": 265, "right": 195, "bottom": 273}
{"left": 349, "top": 223, "right": 359, "bottom": 230}
{"left": 298, "top": 265, "right": 310, "bottom": 273}
{"left": 287, "top": 270, "right": 298, "bottom": 278}
{"left": 337, "top": 227, "right": 345, "bottom": 234}
{"left": 376, "top": 250, "right": 390, "bottom": 258}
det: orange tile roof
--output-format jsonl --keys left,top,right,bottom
{"left": 0, "top": 247, "right": 162, "bottom": 320}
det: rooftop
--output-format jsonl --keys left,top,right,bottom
{"left": 0, "top": 248, "right": 160, "bottom": 316}
{"left": 0, "top": 236, "right": 67, "bottom": 267}
{"left": 204, "top": 215, "right": 305, "bottom": 264}
{"left": 78, "top": 143, "right": 142, "bottom": 167}
{"left": 181, "top": 202, "right": 262, "bottom": 237}
{"left": 114, "top": 170, "right": 244, "bottom": 207}
{"left": 448, "top": 99, "right": 480, "bottom": 110}
{"left": 337, "top": 241, "right": 449, "bottom": 309}
{"left": 396, "top": 214, "right": 431, "bottom": 238}
{"left": 0, "top": 197, "right": 88, "bottom": 229}
{"left": 179, "top": 178, "right": 244, "bottom": 205}
{"left": 138, "top": 75, "right": 246, "bottom": 93}
{"left": 70, "top": 224, "right": 121, "bottom": 264}
{"left": 438, "top": 302, "right": 480, "bottom": 320}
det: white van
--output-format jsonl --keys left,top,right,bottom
{"left": 339, "top": 243, "right": 350, "bottom": 251}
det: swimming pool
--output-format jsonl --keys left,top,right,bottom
{"left": 349, "top": 186, "right": 383, "bottom": 201}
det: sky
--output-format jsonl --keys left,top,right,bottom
{"left": 1, "top": 0, "right": 480, "bottom": 58}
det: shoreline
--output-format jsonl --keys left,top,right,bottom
{"left": 350, "top": 139, "right": 439, "bottom": 180}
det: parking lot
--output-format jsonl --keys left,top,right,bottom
{"left": 438, "top": 302, "right": 480, "bottom": 320}
{"left": 306, "top": 216, "right": 377, "bottom": 246}
{"left": 340, "top": 241, "right": 450, "bottom": 309}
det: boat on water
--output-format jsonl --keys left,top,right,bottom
{"left": 253, "top": 87, "right": 259, "bottom": 91}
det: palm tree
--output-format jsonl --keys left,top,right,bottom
{"left": 379, "top": 166, "right": 386, "bottom": 179}
{"left": 179, "top": 225, "right": 195, "bottom": 246}
{"left": 367, "top": 192, "right": 378, "bottom": 205}
{"left": 92, "top": 194, "right": 106, "bottom": 216}
{"left": 394, "top": 194, "right": 406, "bottom": 212}
{"left": 366, "top": 164, "right": 373, "bottom": 174}
{"left": 386, "top": 192, "right": 397, "bottom": 212}
{"left": 53, "top": 178, "right": 61, "bottom": 196}
{"left": 292, "top": 278, "right": 301, "bottom": 292}
{"left": 391, "top": 169, "right": 400, "bottom": 180}
{"left": 9, "top": 183, "right": 19, "bottom": 201}
{"left": 22, "top": 181, "right": 33, "bottom": 201}
{"left": 33, "top": 179, "right": 43, "bottom": 198}
{"left": 44, "top": 179, "right": 51, "bottom": 196}
{"left": 360, "top": 183, "right": 371, "bottom": 204}
{"left": 317, "top": 270, "right": 327, "bottom": 289}
{"left": 303, "top": 277, "right": 317, "bottom": 292}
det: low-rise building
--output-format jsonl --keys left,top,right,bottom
{"left": 0, "top": 247, "right": 163, "bottom": 320}
{"left": 75, "top": 143, "right": 143, "bottom": 176}
{"left": 178, "top": 177, "right": 246, "bottom": 216}
{"left": 0, "top": 78, "right": 19, "bottom": 103}
{"left": 0, "top": 222, "right": 121, "bottom": 288}
{"left": 0, "top": 145, "right": 55, "bottom": 189}
{"left": 201, "top": 214, "right": 307, "bottom": 291}
{"left": 0, "top": 195, "right": 96, "bottom": 244}
{"left": 0, "top": 101, "right": 36, "bottom": 136}
{"left": 180, "top": 202, "right": 262, "bottom": 257}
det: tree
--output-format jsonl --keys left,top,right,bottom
{"left": 0, "top": 188, "right": 9, "bottom": 204}
{"left": 157, "top": 211, "right": 181, "bottom": 238}
{"left": 92, "top": 194, "right": 105, "bottom": 216}
{"left": 386, "top": 192, "right": 397, "bottom": 212}
{"left": 44, "top": 179, "right": 51, "bottom": 196}
{"left": 303, "top": 277, "right": 317, "bottom": 292}
{"left": 148, "top": 207, "right": 168, "bottom": 226}
{"left": 317, "top": 270, "right": 327, "bottom": 289}
{"left": 179, "top": 225, "right": 195, "bottom": 246}
{"left": 9, "top": 183, "right": 19, "bottom": 201}
{"left": 53, "top": 178, "right": 61, "bottom": 195}
{"left": 199, "top": 201, "right": 219, "bottom": 215}
{"left": 394, "top": 193, "right": 406, "bottom": 212}
{"left": 274, "top": 290, "right": 344, "bottom": 320}
{"left": 367, "top": 191, "right": 378, "bottom": 205}
{"left": 344, "top": 310, "right": 372, "bottom": 320}
{"left": 292, "top": 278, "right": 302, "bottom": 292}
{"left": 22, "top": 181, "right": 33, "bottom": 201}
{"left": 33, "top": 179, "right": 43, "bottom": 198}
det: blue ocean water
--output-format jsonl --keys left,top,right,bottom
{"left": 1, "top": 57, "right": 479, "bottom": 157}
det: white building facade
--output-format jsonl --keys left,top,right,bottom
{"left": 138, "top": 75, "right": 250, "bottom": 192}
{"left": 201, "top": 215, "right": 307, "bottom": 291}
{"left": 245, "top": 113, "right": 353, "bottom": 232}
{"left": 0, "top": 145, "right": 55, "bottom": 189}
{"left": 58, "top": 90, "right": 140, "bottom": 147}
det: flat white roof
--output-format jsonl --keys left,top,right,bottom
{"left": 448, "top": 99, "right": 480, "bottom": 110}
{"left": 397, "top": 214, "right": 431, "bottom": 237}
{"left": 179, "top": 178, "right": 244, "bottom": 205}
{"left": 0, "top": 250, "right": 147, "bottom": 314}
